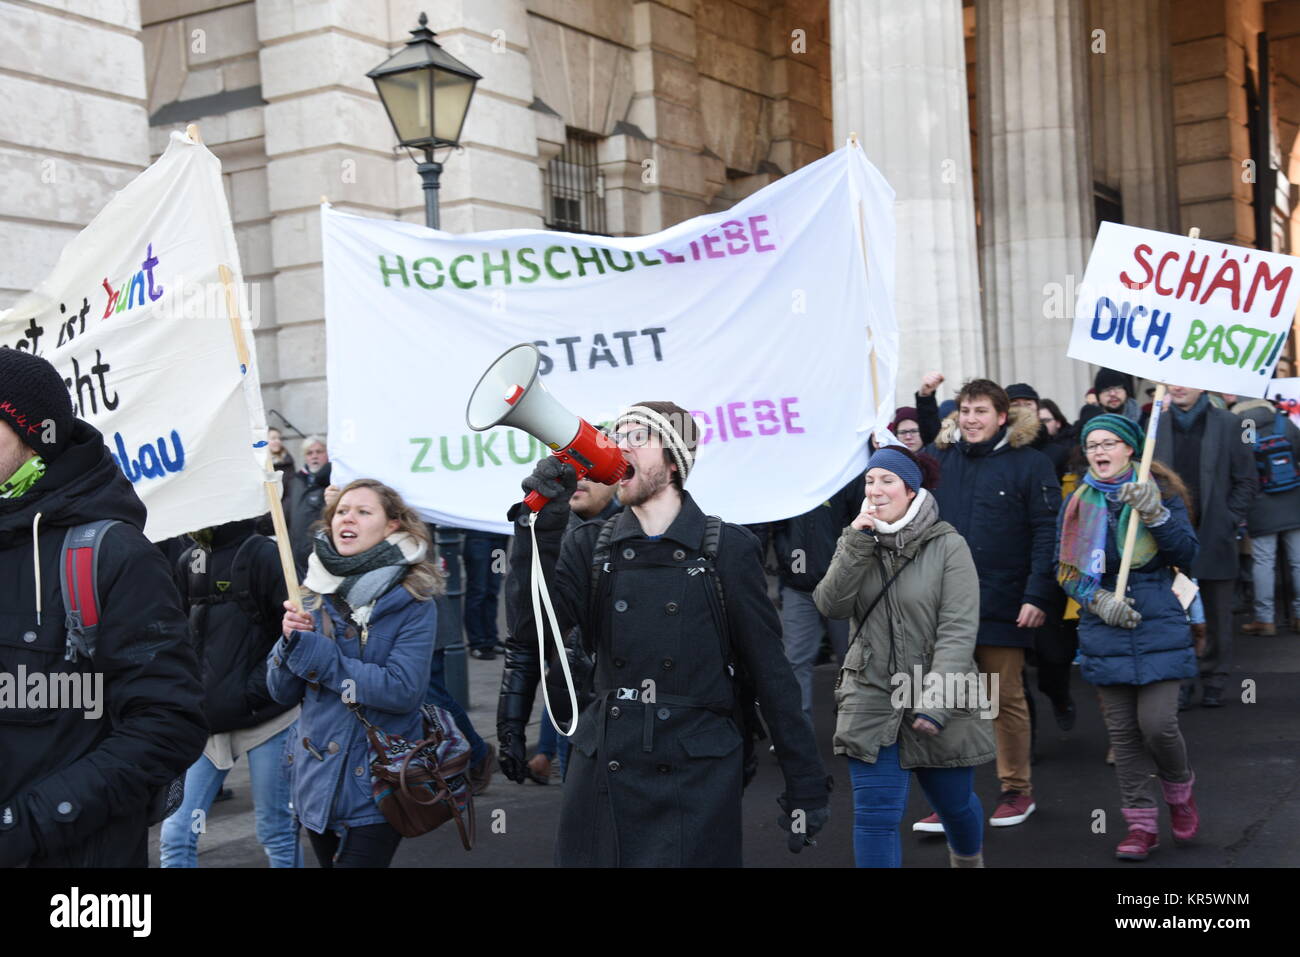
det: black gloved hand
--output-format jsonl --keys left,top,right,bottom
{"left": 521, "top": 456, "right": 578, "bottom": 515}
{"left": 497, "top": 723, "right": 528, "bottom": 784}
{"left": 776, "top": 794, "right": 830, "bottom": 853}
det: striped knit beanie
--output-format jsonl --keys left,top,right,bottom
{"left": 613, "top": 401, "right": 700, "bottom": 483}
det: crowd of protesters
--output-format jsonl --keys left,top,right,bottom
{"left": 2, "top": 346, "right": 1293, "bottom": 869}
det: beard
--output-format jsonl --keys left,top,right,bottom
{"left": 0, "top": 445, "right": 33, "bottom": 488}
{"left": 620, "top": 459, "right": 671, "bottom": 507}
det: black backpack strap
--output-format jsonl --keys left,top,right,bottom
{"left": 59, "top": 519, "right": 122, "bottom": 662}
{"left": 228, "top": 534, "right": 267, "bottom": 626}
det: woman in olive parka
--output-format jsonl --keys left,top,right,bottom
{"left": 815, "top": 445, "right": 994, "bottom": 868}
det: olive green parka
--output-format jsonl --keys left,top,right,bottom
{"left": 813, "top": 490, "right": 995, "bottom": 769}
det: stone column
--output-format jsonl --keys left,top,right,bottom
{"left": 830, "top": 0, "right": 985, "bottom": 403}
{"left": 1089, "top": 0, "right": 1179, "bottom": 231}
{"left": 978, "top": 0, "right": 1096, "bottom": 402}
{"left": 0, "top": 0, "right": 151, "bottom": 308}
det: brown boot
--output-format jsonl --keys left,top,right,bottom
{"left": 949, "top": 848, "right": 985, "bottom": 868}
{"left": 1241, "top": 621, "right": 1277, "bottom": 636}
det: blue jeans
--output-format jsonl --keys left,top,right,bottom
{"left": 463, "top": 532, "right": 508, "bottom": 650}
{"left": 847, "top": 743, "right": 983, "bottom": 867}
{"left": 535, "top": 703, "right": 572, "bottom": 780}
{"left": 1251, "top": 529, "right": 1300, "bottom": 623}
{"left": 159, "top": 724, "right": 301, "bottom": 868}
{"left": 426, "top": 648, "right": 488, "bottom": 766}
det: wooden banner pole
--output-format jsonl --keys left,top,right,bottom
{"left": 849, "top": 135, "right": 881, "bottom": 417}
{"left": 217, "top": 263, "right": 302, "bottom": 611}
{"left": 1113, "top": 226, "right": 1199, "bottom": 598}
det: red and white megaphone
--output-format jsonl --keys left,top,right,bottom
{"left": 466, "top": 343, "right": 627, "bottom": 510}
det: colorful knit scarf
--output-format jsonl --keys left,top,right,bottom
{"left": 1056, "top": 465, "right": 1157, "bottom": 604}
{"left": 0, "top": 455, "right": 45, "bottom": 499}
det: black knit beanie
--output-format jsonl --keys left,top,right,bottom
{"left": 1092, "top": 367, "right": 1132, "bottom": 395}
{"left": 0, "top": 348, "right": 75, "bottom": 461}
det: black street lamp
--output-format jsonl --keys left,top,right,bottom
{"left": 368, "top": 13, "right": 481, "bottom": 709}
{"left": 368, "top": 12, "right": 481, "bottom": 229}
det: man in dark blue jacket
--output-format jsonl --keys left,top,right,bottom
{"left": 921, "top": 379, "right": 1061, "bottom": 829}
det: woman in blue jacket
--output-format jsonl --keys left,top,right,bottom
{"left": 269, "top": 479, "right": 440, "bottom": 868}
{"left": 1056, "top": 413, "right": 1200, "bottom": 862}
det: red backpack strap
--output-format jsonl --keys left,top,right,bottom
{"left": 59, "top": 520, "right": 122, "bottom": 662}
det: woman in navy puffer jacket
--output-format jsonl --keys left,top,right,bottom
{"left": 269, "top": 478, "right": 441, "bottom": 868}
{"left": 1055, "top": 413, "right": 1200, "bottom": 863}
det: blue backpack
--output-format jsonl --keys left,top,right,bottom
{"left": 1254, "top": 412, "right": 1300, "bottom": 494}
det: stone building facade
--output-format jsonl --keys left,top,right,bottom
{"left": 4, "top": 0, "right": 1299, "bottom": 437}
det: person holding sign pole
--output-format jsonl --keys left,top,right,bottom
{"left": 1056, "top": 414, "right": 1201, "bottom": 861}
{"left": 1153, "top": 386, "right": 1258, "bottom": 709}
{"left": 269, "top": 479, "right": 440, "bottom": 868}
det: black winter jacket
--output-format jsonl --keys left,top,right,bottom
{"left": 288, "top": 462, "right": 332, "bottom": 575}
{"left": 504, "top": 491, "right": 828, "bottom": 866}
{"left": 924, "top": 407, "right": 1062, "bottom": 647}
{"left": 180, "top": 519, "right": 292, "bottom": 733}
{"left": 0, "top": 420, "right": 207, "bottom": 867}
{"left": 770, "top": 478, "right": 862, "bottom": 592}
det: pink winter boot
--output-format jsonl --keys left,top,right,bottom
{"left": 1115, "top": 807, "right": 1160, "bottom": 861}
{"left": 1160, "top": 774, "right": 1199, "bottom": 842}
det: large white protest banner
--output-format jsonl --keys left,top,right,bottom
{"left": 323, "top": 143, "right": 896, "bottom": 534}
{"left": 0, "top": 131, "right": 269, "bottom": 542}
{"left": 1069, "top": 222, "right": 1300, "bottom": 397}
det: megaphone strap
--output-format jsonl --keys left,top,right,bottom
{"left": 529, "top": 511, "right": 581, "bottom": 737}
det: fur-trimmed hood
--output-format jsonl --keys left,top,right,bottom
{"left": 1230, "top": 398, "right": 1275, "bottom": 419}
{"left": 933, "top": 405, "right": 1042, "bottom": 452}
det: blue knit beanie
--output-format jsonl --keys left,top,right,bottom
{"left": 867, "top": 446, "right": 923, "bottom": 492}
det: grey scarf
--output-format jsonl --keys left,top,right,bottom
{"left": 308, "top": 530, "right": 420, "bottom": 611}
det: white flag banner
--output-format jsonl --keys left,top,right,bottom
{"left": 323, "top": 144, "right": 897, "bottom": 534}
{"left": 0, "top": 132, "right": 269, "bottom": 542}
{"left": 1069, "top": 222, "right": 1300, "bottom": 397}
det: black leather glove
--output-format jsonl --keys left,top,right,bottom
{"left": 497, "top": 723, "right": 528, "bottom": 784}
{"left": 776, "top": 794, "right": 830, "bottom": 853}
{"left": 521, "top": 456, "right": 578, "bottom": 511}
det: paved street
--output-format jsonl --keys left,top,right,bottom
{"left": 150, "top": 621, "right": 1300, "bottom": 869}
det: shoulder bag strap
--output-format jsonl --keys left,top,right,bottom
{"left": 847, "top": 547, "right": 913, "bottom": 647}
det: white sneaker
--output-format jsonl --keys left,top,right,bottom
{"left": 912, "top": 812, "right": 945, "bottom": 833}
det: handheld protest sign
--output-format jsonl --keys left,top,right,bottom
{"left": 1069, "top": 223, "right": 1300, "bottom": 399}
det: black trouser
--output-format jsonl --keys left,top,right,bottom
{"left": 1035, "top": 619, "right": 1078, "bottom": 709}
{"left": 307, "top": 822, "right": 403, "bottom": 868}
{"left": 1196, "top": 577, "right": 1236, "bottom": 692}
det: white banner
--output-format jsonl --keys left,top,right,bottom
{"left": 323, "top": 144, "right": 896, "bottom": 534}
{"left": 0, "top": 132, "right": 269, "bottom": 542}
{"left": 1069, "top": 222, "right": 1300, "bottom": 397}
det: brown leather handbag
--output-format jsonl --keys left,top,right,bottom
{"left": 317, "top": 598, "right": 476, "bottom": 848}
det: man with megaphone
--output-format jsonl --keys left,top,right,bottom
{"left": 496, "top": 399, "right": 831, "bottom": 867}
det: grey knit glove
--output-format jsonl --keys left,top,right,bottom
{"left": 1087, "top": 588, "right": 1142, "bottom": 629}
{"left": 1113, "top": 480, "right": 1168, "bottom": 526}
